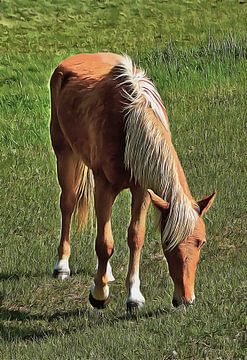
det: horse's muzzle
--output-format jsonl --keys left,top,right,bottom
{"left": 172, "top": 297, "right": 195, "bottom": 307}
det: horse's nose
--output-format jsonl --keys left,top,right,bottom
{"left": 172, "top": 297, "right": 195, "bottom": 307}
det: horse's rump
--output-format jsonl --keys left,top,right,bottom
{"left": 50, "top": 53, "right": 127, "bottom": 177}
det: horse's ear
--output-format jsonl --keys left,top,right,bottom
{"left": 197, "top": 191, "right": 216, "bottom": 216}
{"left": 147, "top": 189, "right": 170, "bottom": 212}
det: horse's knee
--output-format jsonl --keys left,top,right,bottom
{"left": 127, "top": 224, "right": 145, "bottom": 250}
{"left": 95, "top": 236, "right": 114, "bottom": 260}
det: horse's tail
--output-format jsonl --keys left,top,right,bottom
{"left": 74, "top": 160, "right": 94, "bottom": 229}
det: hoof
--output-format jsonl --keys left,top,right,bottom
{"left": 126, "top": 301, "right": 145, "bottom": 313}
{"left": 53, "top": 269, "right": 70, "bottom": 280}
{"left": 126, "top": 301, "right": 144, "bottom": 313}
{"left": 89, "top": 292, "right": 110, "bottom": 309}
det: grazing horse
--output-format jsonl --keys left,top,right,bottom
{"left": 50, "top": 52, "right": 216, "bottom": 309}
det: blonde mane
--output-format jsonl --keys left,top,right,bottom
{"left": 114, "top": 55, "right": 198, "bottom": 250}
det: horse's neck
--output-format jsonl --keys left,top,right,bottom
{"left": 172, "top": 149, "right": 194, "bottom": 201}
{"left": 157, "top": 122, "right": 194, "bottom": 204}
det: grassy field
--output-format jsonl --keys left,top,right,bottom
{"left": 0, "top": 0, "right": 247, "bottom": 359}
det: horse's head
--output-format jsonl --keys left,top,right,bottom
{"left": 148, "top": 190, "right": 216, "bottom": 307}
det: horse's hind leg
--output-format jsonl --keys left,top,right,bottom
{"left": 126, "top": 186, "right": 150, "bottom": 310}
{"left": 53, "top": 149, "right": 78, "bottom": 279}
{"left": 89, "top": 176, "right": 117, "bottom": 309}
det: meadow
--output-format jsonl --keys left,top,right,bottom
{"left": 0, "top": 0, "right": 247, "bottom": 359}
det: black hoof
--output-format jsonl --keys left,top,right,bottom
{"left": 89, "top": 292, "right": 110, "bottom": 309}
{"left": 126, "top": 301, "right": 144, "bottom": 313}
{"left": 53, "top": 269, "right": 70, "bottom": 280}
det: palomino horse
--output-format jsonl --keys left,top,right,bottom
{"left": 50, "top": 53, "right": 216, "bottom": 309}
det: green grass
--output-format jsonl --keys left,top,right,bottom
{"left": 0, "top": 1, "right": 247, "bottom": 359}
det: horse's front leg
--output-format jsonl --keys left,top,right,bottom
{"left": 89, "top": 176, "right": 117, "bottom": 309}
{"left": 126, "top": 187, "right": 150, "bottom": 310}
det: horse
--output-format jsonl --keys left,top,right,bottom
{"left": 50, "top": 52, "right": 216, "bottom": 310}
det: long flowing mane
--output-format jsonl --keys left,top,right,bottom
{"left": 114, "top": 55, "right": 199, "bottom": 250}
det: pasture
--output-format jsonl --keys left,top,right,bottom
{"left": 0, "top": 0, "right": 246, "bottom": 359}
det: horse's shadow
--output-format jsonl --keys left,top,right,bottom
{"left": 0, "top": 269, "right": 172, "bottom": 342}
{"left": 0, "top": 303, "right": 170, "bottom": 342}
{"left": 0, "top": 271, "right": 48, "bottom": 281}
{"left": 0, "top": 268, "right": 92, "bottom": 281}
{"left": 0, "top": 307, "right": 86, "bottom": 341}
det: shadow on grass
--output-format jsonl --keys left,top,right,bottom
{"left": 0, "top": 269, "right": 172, "bottom": 342}
{"left": 0, "top": 307, "right": 88, "bottom": 341}
{"left": 0, "top": 269, "right": 93, "bottom": 282}
{"left": 0, "top": 272, "right": 48, "bottom": 281}
{"left": 0, "top": 305, "right": 171, "bottom": 342}
{"left": 0, "top": 308, "right": 86, "bottom": 322}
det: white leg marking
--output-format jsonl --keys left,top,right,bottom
{"left": 55, "top": 258, "right": 69, "bottom": 271}
{"left": 54, "top": 259, "right": 70, "bottom": 279}
{"left": 127, "top": 273, "right": 145, "bottom": 307}
{"left": 95, "top": 259, "right": 115, "bottom": 282}
{"left": 106, "top": 261, "right": 115, "bottom": 282}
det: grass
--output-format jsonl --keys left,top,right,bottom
{"left": 0, "top": 0, "right": 247, "bottom": 359}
